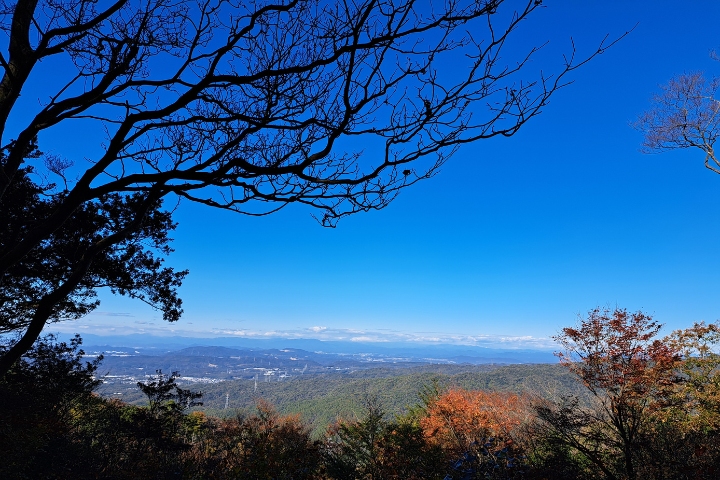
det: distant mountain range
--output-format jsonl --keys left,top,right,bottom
{"left": 65, "top": 332, "right": 558, "bottom": 364}
{"left": 76, "top": 332, "right": 565, "bottom": 435}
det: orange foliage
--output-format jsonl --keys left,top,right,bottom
{"left": 181, "top": 399, "right": 321, "bottom": 479}
{"left": 420, "top": 388, "right": 530, "bottom": 453}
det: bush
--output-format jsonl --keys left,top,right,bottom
{"left": 0, "top": 334, "right": 102, "bottom": 479}
{"left": 323, "top": 395, "right": 447, "bottom": 479}
{"left": 182, "top": 400, "right": 322, "bottom": 480}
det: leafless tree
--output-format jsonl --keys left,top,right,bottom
{"left": 0, "top": 0, "right": 619, "bottom": 375}
{"left": 635, "top": 71, "right": 720, "bottom": 174}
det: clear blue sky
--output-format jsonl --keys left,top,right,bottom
{"left": 29, "top": 1, "right": 720, "bottom": 349}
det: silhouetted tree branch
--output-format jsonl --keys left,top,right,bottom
{"left": 0, "top": 0, "right": 622, "bottom": 375}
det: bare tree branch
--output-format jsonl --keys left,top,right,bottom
{"left": 0, "top": 0, "right": 621, "bottom": 372}
{"left": 634, "top": 71, "right": 720, "bottom": 175}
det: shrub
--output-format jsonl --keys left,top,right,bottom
{"left": 182, "top": 400, "right": 321, "bottom": 480}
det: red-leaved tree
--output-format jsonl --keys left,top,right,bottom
{"left": 542, "top": 307, "right": 682, "bottom": 480}
{"left": 555, "top": 307, "right": 681, "bottom": 404}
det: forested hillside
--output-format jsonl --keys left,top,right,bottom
{"left": 100, "top": 362, "right": 588, "bottom": 435}
{"left": 5, "top": 310, "right": 720, "bottom": 479}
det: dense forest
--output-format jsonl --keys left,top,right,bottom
{"left": 180, "top": 364, "right": 587, "bottom": 436}
{"left": 100, "top": 362, "right": 586, "bottom": 434}
{"left": 2, "top": 307, "right": 720, "bottom": 479}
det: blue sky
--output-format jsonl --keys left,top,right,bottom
{"left": 26, "top": 1, "right": 720, "bottom": 349}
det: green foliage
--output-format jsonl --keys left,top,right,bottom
{"left": 0, "top": 164, "right": 186, "bottom": 335}
{"left": 0, "top": 334, "right": 207, "bottom": 479}
{"left": 665, "top": 321, "right": 720, "bottom": 431}
{"left": 0, "top": 144, "right": 186, "bottom": 376}
{"left": 7, "top": 319, "right": 720, "bottom": 480}
{"left": 1, "top": 333, "right": 102, "bottom": 400}
{"left": 137, "top": 369, "right": 203, "bottom": 418}
{"left": 183, "top": 363, "right": 586, "bottom": 436}
{"left": 403, "top": 379, "right": 442, "bottom": 423}
{"left": 181, "top": 401, "right": 321, "bottom": 480}
{"left": 324, "top": 396, "right": 387, "bottom": 479}
{"left": 0, "top": 334, "right": 102, "bottom": 479}
{"left": 323, "top": 395, "right": 446, "bottom": 479}
{"left": 534, "top": 308, "right": 720, "bottom": 480}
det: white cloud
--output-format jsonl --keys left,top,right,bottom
{"left": 221, "top": 330, "right": 247, "bottom": 336}
{"left": 351, "top": 336, "right": 379, "bottom": 342}
{"left": 46, "top": 317, "right": 558, "bottom": 350}
{"left": 415, "top": 337, "right": 441, "bottom": 342}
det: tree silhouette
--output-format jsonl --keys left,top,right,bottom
{"left": 0, "top": 142, "right": 186, "bottom": 366}
{"left": 137, "top": 369, "right": 203, "bottom": 417}
{"left": 0, "top": 0, "right": 620, "bottom": 374}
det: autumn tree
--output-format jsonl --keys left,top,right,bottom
{"left": 420, "top": 387, "right": 530, "bottom": 453}
{"left": 635, "top": 70, "right": 720, "bottom": 174}
{"left": 0, "top": 0, "right": 621, "bottom": 375}
{"left": 538, "top": 307, "right": 682, "bottom": 480}
{"left": 665, "top": 321, "right": 720, "bottom": 431}
{"left": 182, "top": 400, "right": 322, "bottom": 480}
{"left": 413, "top": 387, "right": 530, "bottom": 479}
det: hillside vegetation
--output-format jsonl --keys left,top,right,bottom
{"left": 195, "top": 364, "right": 586, "bottom": 433}
{"left": 100, "top": 362, "right": 586, "bottom": 435}
{"left": 3, "top": 310, "right": 720, "bottom": 479}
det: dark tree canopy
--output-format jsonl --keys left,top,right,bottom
{"left": 137, "top": 369, "right": 203, "bottom": 417}
{"left": 1, "top": 144, "right": 185, "bottom": 333}
{"left": 0, "top": 141, "right": 186, "bottom": 373}
{"left": 0, "top": 333, "right": 103, "bottom": 406}
{"left": 0, "top": 0, "right": 619, "bottom": 375}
